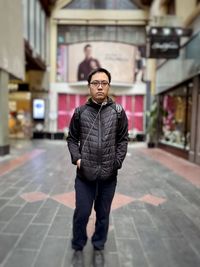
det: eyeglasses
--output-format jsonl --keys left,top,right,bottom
{"left": 90, "top": 80, "right": 109, "bottom": 88}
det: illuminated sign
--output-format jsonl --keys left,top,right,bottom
{"left": 33, "top": 99, "right": 45, "bottom": 120}
{"left": 146, "top": 27, "right": 192, "bottom": 59}
{"left": 148, "top": 36, "right": 180, "bottom": 58}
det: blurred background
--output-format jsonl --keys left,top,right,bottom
{"left": 0, "top": 0, "right": 200, "bottom": 166}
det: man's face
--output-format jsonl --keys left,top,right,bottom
{"left": 85, "top": 46, "right": 92, "bottom": 59}
{"left": 89, "top": 72, "right": 110, "bottom": 103}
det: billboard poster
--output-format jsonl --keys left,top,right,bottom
{"left": 57, "top": 42, "right": 139, "bottom": 84}
{"left": 57, "top": 45, "right": 68, "bottom": 82}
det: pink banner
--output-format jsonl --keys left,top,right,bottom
{"left": 58, "top": 94, "right": 88, "bottom": 130}
{"left": 58, "top": 94, "right": 144, "bottom": 132}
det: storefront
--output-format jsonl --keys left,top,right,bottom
{"left": 158, "top": 82, "right": 192, "bottom": 159}
{"left": 156, "top": 23, "right": 200, "bottom": 164}
{"left": 8, "top": 90, "right": 32, "bottom": 139}
{"left": 57, "top": 93, "right": 145, "bottom": 137}
{"left": 49, "top": 24, "right": 147, "bottom": 140}
{"left": 8, "top": 80, "right": 48, "bottom": 140}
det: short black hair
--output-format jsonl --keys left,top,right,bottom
{"left": 84, "top": 44, "right": 91, "bottom": 51}
{"left": 87, "top": 68, "right": 111, "bottom": 84}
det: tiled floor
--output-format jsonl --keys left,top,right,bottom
{"left": 0, "top": 140, "right": 200, "bottom": 267}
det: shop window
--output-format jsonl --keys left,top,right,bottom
{"left": 160, "top": 86, "right": 192, "bottom": 150}
{"left": 57, "top": 94, "right": 87, "bottom": 130}
{"left": 57, "top": 25, "right": 145, "bottom": 46}
{"left": 8, "top": 92, "right": 32, "bottom": 139}
{"left": 115, "top": 95, "right": 144, "bottom": 132}
{"left": 63, "top": 0, "right": 138, "bottom": 9}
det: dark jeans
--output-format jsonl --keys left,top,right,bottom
{"left": 72, "top": 175, "right": 117, "bottom": 250}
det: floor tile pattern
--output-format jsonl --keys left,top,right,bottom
{"left": 0, "top": 140, "right": 200, "bottom": 267}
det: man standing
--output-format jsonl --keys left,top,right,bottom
{"left": 77, "top": 44, "right": 101, "bottom": 81}
{"left": 67, "top": 68, "right": 128, "bottom": 267}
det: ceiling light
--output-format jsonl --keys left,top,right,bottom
{"left": 175, "top": 28, "right": 183, "bottom": 36}
{"left": 163, "top": 28, "right": 171, "bottom": 35}
{"left": 151, "top": 28, "right": 158, "bottom": 35}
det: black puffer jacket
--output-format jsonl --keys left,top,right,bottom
{"left": 67, "top": 97, "right": 128, "bottom": 181}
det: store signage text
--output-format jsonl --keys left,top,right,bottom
{"left": 151, "top": 41, "right": 179, "bottom": 51}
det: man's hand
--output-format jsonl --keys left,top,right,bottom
{"left": 76, "top": 159, "right": 81, "bottom": 169}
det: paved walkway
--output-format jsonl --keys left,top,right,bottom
{"left": 0, "top": 140, "right": 200, "bottom": 267}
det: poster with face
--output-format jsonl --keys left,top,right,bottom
{"left": 57, "top": 42, "right": 140, "bottom": 84}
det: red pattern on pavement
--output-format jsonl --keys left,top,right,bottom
{"left": 20, "top": 192, "right": 49, "bottom": 202}
{"left": 20, "top": 190, "right": 166, "bottom": 237}
{"left": 51, "top": 192, "right": 75, "bottom": 209}
{"left": 139, "top": 194, "right": 166, "bottom": 206}
{"left": 0, "top": 149, "right": 45, "bottom": 177}
{"left": 140, "top": 148, "right": 200, "bottom": 188}
{"left": 51, "top": 192, "right": 135, "bottom": 210}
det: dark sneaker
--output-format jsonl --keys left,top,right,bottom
{"left": 93, "top": 250, "right": 105, "bottom": 267}
{"left": 72, "top": 250, "right": 84, "bottom": 267}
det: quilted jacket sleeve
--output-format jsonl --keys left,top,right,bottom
{"left": 115, "top": 108, "right": 129, "bottom": 169}
{"left": 66, "top": 109, "right": 81, "bottom": 165}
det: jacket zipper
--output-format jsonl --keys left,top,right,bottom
{"left": 98, "top": 110, "right": 102, "bottom": 178}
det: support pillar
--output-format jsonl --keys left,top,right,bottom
{"left": 189, "top": 76, "right": 200, "bottom": 165}
{"left": 146, "top": 59, "right": 157, "bottom": 96}
{"left": 0, "top": 70, "right": 9, "bottom": 155}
